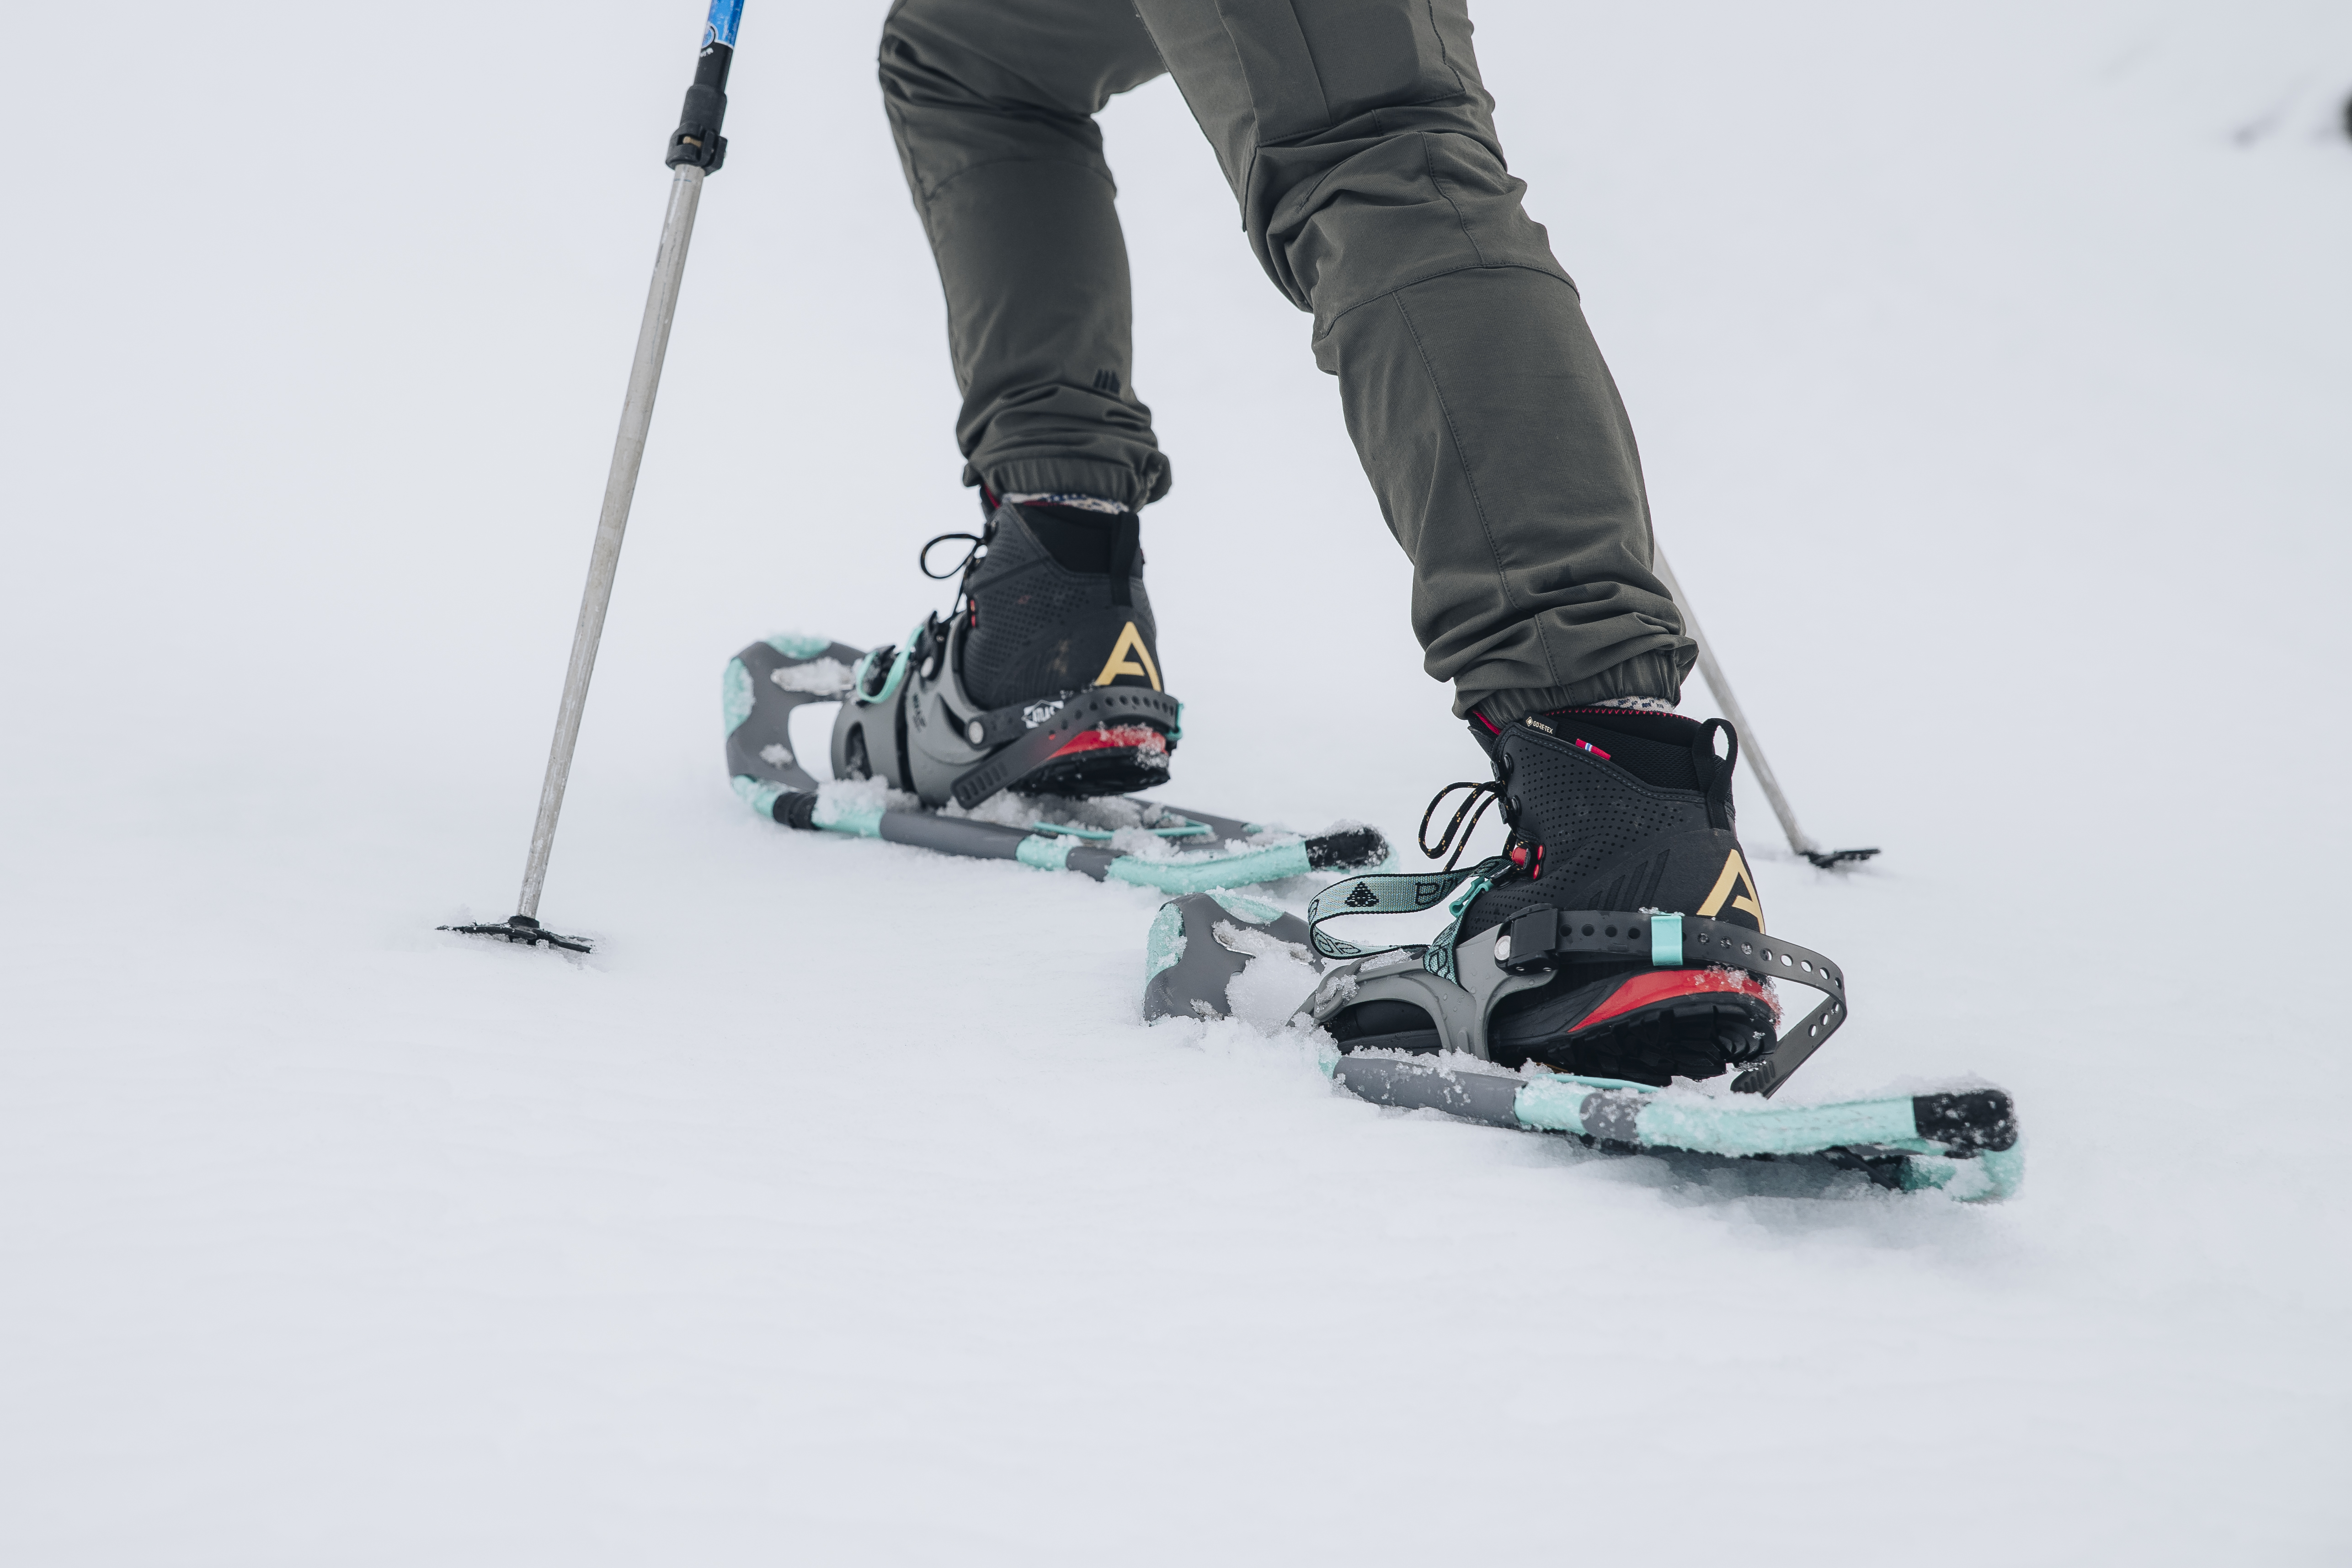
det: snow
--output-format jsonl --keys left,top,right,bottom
{"left": 767, "top": 657, "right": 852, "bottom": 695}
{"left": 940, "top": 789, "right": 1291, "bottom": 863}
{"left": 3, "top": 0, "right": 2349, "bottom": 1562}
{"left": 1209, "top": 923, "right": 1326, "bottom": 1032}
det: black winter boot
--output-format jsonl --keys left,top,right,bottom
{"left": 829, "top": 496, "right": 1179, "bottom": 807}
{"left": 956, "top": 498, "right": 1164, "bottom": 712}
{"left": 1333, "top": 707, "right": 1781, "bottom": 1085}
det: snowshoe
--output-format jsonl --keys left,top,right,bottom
{"left": 1135, "top": 890, "right": 2020, "bottom": 1202}
{"left": 1131, "top": 706, "right": 2019, "bottom": 1199}
{"left": 720, "top": 632, "right": 1385, "bottom": 897}
{"left": 832, "top": 496, "right": 1180, "bottom": 811}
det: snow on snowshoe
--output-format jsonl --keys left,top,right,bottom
{"left": 1140, "top": 888, "right": 1320, "bottom": 1024}
{"left": 1338, "top": 1056, "right": 2023, "bottom": 1200}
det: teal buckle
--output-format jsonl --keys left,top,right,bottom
{"left": 1649, "top": 912, "right": 1685, "bottom": 966}
{"left": 851, "top": 619, "right": 927, "bottom": 709}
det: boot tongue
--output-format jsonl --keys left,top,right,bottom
{"left": 998, "top": 502, "right": 1142, "bottom": 608}
{"left": 1003, "top": 501, "right": 1141, "bottom": 572}
{"left": 1518, "top": 707, "right": 1711, "bottom": 792}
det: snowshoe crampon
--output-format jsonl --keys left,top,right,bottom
{"left": 720, "top": 633, "right": 1387, "bottom": 893}
{"left": 1139, "top": 889, "right": 2022, "bottom": 1201}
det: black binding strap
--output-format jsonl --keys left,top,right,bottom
{"left": 1492, "top": 907, "right": 1848, "bottom": 1098}
{"left": 955, "top": 684, "right": 1183, "bottom": 753}
{"left": 951, "top": 686, "right": 1182, "bottom": 807}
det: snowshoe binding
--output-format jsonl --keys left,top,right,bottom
{"left": 831, "top": 496, "right": 1180, "bottom": 810}
{"left": 1301, "top": 708, "right": 1835, "bottom": 1093}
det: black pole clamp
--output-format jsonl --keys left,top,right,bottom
{"left": 668, "top": 2, "right": 738, "bottom": 172}
{"left": 666, "top": 30, "right": 735, "bottom": 171}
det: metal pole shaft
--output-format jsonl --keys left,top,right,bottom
{"left": 1651, "top": 547, "right": 1821, "bottom": 859}
{"left": 517, "top": 165, "right": 705, "bottom": 919}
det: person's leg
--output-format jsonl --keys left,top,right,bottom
{"left": 879, "top": 0, "right": 1171, "bottom": 509}
{"left": 862, "top": 2, "right": 1182, "bottom": 806}
{"left": 1122, "top": 5, "right": 1772, "bottom": 1085}
{"left": 1131, "top": 0, "right": 1691, "bottom": 717}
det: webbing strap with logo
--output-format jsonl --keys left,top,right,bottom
{"left": 1306, "top": 853, "right": 1514, "bottom": 982}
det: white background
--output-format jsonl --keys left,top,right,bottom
{"left": 2, "top": 1, "right": 2347, "bottom": 1561}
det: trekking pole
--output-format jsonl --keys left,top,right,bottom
{"left": 445, "top": 1, "right": 747, "bottom": 955}
{"left": 1652, "top": 547, "right": 1878, "bottom": 869}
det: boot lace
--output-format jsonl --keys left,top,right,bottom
{"left": 920, "top": 528, "right": 993, "bottom": 631}
{"left": 919, "top": 531, "right": 986, "bottom": 580}
{"left": 1419, "top": 779, "right": 1505, "bottom": 872}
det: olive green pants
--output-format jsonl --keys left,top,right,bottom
{"left": 880, "top": 0, "right": 1693, "bottom": 715}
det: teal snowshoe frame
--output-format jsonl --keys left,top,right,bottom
{"left": 1339, "top": 1054, "right": 2023, "bottom": 1200}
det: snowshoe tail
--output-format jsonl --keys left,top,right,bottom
{"left": 724, "top": 632, "right": 864, "bottom": 793}
{"left": 1141, "top": 890, "right": 1317, "bottom": 1023}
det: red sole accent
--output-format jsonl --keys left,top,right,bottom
{"left": 1050, "top": 725, "right": 1168, "bottom": 760}
{"left": 1578, "top": 967, "right": 1779, "bottom": 1031}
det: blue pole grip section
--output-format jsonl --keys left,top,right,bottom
{"left": 703, "top": 0, "right": 745, "bottom": 50}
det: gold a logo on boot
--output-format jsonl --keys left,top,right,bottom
{"left": 1696, "top": 847, "right": 1766, "bottom": 929}
{"left": 1093, "top": 622, "right": 1162, "bottom": 690}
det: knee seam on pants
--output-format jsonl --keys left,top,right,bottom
{"left": 1314, "top": 261, "right": 1576, "bottom": 341}
{"left": 1419, "top": 130, "right": 1488, "bottom": 266}
{"left": 1388, "top": 289, "right": 1561, "bottom": 691}
{"left": 1280, "top": 105, "right": 1466, "bottom": 214}
{"left": 1424, "top": 0, "right": 1469, "bottom": 94}
{"left": 920, "top": 154, "right": 1119, "bottom": 206}
{"left": 1264, "top": 117, "right": 1509, "bottom": 235}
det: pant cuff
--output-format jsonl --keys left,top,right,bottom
{"left": 968, "top": 455, "right": 1172, "bottom": 512}
{"left": 1465, "top": 649, "right": 1689, "bottom": 722}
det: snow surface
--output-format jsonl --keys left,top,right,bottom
{"left": 4, "top": 1, "right": 2350, "bottom": 1561}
